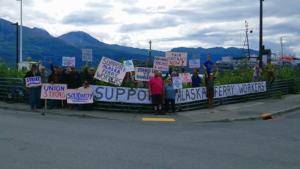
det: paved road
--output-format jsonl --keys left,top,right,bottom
{"left": 0, "top": 109, "right": 299, "bottom": 169}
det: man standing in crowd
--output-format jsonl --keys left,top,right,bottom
{"left": 203, "top": 55, "right": 215, "bottom": 107}
{"left": 149, "top": 71, "right": 164, "bottom": 115}
{"left": 191, "top": 69, "right": 201, "bottom": 87}
{"left": 266, "top": 60, "right": 275, "bottom": 88}
{"left": 24, "top": 64, "right": 41, "bottom": 111}
{"left": 253, "top": 64, "right": 262, "bottom": 82}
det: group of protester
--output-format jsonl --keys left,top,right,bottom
{"left": 24, "top": 61, "right": 96, "bottom": 111}
{"left": 24, "top": 55, "right": 274, "bottom": 115}
{"left": 148, "top": 56, "right": 217, "bottom": 115}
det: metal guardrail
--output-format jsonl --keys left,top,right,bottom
{"left": 0, "top": 77, "right": 299, "bottom": 113}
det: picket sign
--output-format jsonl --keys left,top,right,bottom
{"left": 94, "top": 57, "right": 127, "bottom": 86}
{"left": 62, "top": 57, "right": 76, "bottom": 67}
{"left": 189, "top": 59, "right": 201, "bottom": 68}
{"left": 135, "top": 67, "right": 155, "bottom": 81}
{"left": 179, "top": 73, "right": 192, "bottom": 83}
{"left": 153, "top": 57, "right": 169, "bottom": 71}
{"left": 166, "top": 52, "right": 188, "bottom": 67}
{"left": 123, "top": 60, "right": 135, "bottom": 72}
{"left": 25, "top": 76, "right": 42, "bottom": 88}
{"left": 82, "top": 49, "right": 93, "bottom": 62}
{"left": 172, "top": 76, "right": 183, "bottom": 89}
{"left": 66, "top": 88, "right": 94, "bottom": 104}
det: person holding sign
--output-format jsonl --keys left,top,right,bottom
{"left": 149, "top": 71, "right": 164, "bottom": 115}
{"left": 24, "top": 64, "right": 42, "bottom": 111}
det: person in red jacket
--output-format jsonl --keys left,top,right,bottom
{"left": 149, "top": 71, "right": 164, "bottom": 115}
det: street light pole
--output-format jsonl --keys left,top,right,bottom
{"left": 258, "top": 0, "right": 264, "bottom": 68}
{"left": 12, "top": 23, "right": 19, "bottom": 70}
{"left": 280, "top": 37, "right": 284, "bottom": 58}
{"left": 17, "top": 0, "right": 23, "bottom": 63}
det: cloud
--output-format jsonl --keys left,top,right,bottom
{"left": 119, "top": 16, "right": 180, "bottom": 32}
{"left": 62, "top": 10, "right": 113, "bottom": 25}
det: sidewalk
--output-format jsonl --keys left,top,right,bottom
{"left": 0, "top": 94, "right": 300, "bottom": 123}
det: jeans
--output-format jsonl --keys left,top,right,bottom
{"left": 28, "top": 87, "right": 41, "bottom": 110}
{"left": 165, "top": 99, "right": 175, "bottom": 113}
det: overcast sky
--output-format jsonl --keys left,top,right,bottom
{"left": 0, "top": 0, "right": 299, "bottom": 56}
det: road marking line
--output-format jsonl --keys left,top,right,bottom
{"left": 142, "top": 117, "right": 176, "bottom": 122}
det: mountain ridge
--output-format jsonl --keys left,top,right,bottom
{"left": 0, "top": 18, "right": 258, "bottom": 67}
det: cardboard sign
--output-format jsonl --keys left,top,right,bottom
{"left": 189, "top": 59, "right": 200, "bottom": 68}
{"left": 66, "top": 88, "right": 94, "bottom": 104}
{"left": 62, "top": 57, "right": 76, "bottom": 67}
{"left": 94, "top": 57, "right": 126, "bottom": 86}
{"left": 25, "top": 76, "right": 42, "bottom": 88}
{"left": 135, "top": 67, "right": 155, "bottom": 81}
{"left": 82, "top": 49, "right": 93, "bottom": 62}
{"left": 166, "top": 52, "right": 188, "bottom": 67}
{"left": 172, "top": 76, "right": 183, "bottom": 89}
{"left": 123, "top": 60, "right": 135, "bottom": 72}
{"left": 153, "top": 57, "right": 169, "bottom": 71}
{"left": 40, "top": 84, "right": 67, "bottom": 100}
{"left": 179, "top": 73, "right": 192, "bottom": 83}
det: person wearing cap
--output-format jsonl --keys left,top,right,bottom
{"left": 24, "top": 64, "right": 42, "bottom": 111}
{"left": 149, "top": 71, "right": 165, "bottom": 115}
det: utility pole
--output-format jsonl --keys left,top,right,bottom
{"left": 11, "top": 23, "right": 19, "bottom": 70}
{"left": 147, "top": 40, "right": 152, "bottom": 67}
{"left": 16, "top": 0, "right": 23, "bottom": 63}
{"left": 258, "top": 0, "right": 264, "bottom": 68}
{"left": 280, "top": 37, "right": 284, "bottom": 58}
{"left": 244, "top": 20, "right": 252, "bottom": 59}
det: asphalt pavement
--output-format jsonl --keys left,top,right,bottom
{"left": 0, "top": 108, "right": 299, "bottom": 169}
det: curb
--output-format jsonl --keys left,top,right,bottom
{"left": 1, "top": 104, "right": 300, "bottom": 123}
{"left": 197, "top": 105, "right": 300, "bottom": 123}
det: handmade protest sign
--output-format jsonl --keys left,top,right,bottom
{"left": 40, "top": 84, "right": 67, "bottom": 100}
{"left": 153, "top": 57, "right": 169, "bottom": 71}
{"left": 123, "top": 60, "right": 135, "bottom": 72}
{"left": 189, "top": 59, "right": 200, "bottom": 68}
{"left": 62, "top": 57, "right": 76, "bottom": 67}
{"left": 172, "top": 76, "right": 183, "bottom": 89}
{"left": 166, "top": 52, "right": 188, "bottom": 67}
{"left": 94, "top": 57, "right": 126, "bottom": 86}
{"left": 135, "top": 67, "right": 155, "bottom": 81}
{"left": 179, "top": 73, "right": 192, "bottom": 83}
{"left": 82, "top": 49, "right": 93, "bottom": 62}
{"left": 66, "top": 88, "right": 94, "bottom": 104}
{"left": 25, "top": 76, "right": 42, "bottom": 88}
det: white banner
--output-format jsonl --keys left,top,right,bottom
{"left": 67, "top": 88, "right": 94, "bottom": 104}
{"left": 62, "top": 57, "right": 76, "bottom": 67}
{"left": 93, "top": 85, "right": 151, "bottom": 104}
{"left": 92, "top": 81, "right": 267, "bottom": 104}
{"left": 189, "top": 59, "right": 200, "bottom": 68}
{"left": 135, "top": 67, "right": 154, "bottom": 81}
{"left": 153, "top": 57, "right": 169, "bottom": 71}
{"left": 40, "top": 84, "right": 67, "bottom": 100}
{"left": 82, "top": 49, "right": 93, "bottom": 62}
{"left": 166, "top": 52, "right": 188, "bottom": 67}
{"left": 94, "top": 57, "right": 126, "bottom": 86}
{"left": 123, "top": 60, "right": 135, "bottom": 72}
{"left": 25, "top": 76, "right": 42, "bottom": 88}
{"left": 176, "top": 81, "right": 267, "bottom": 103}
